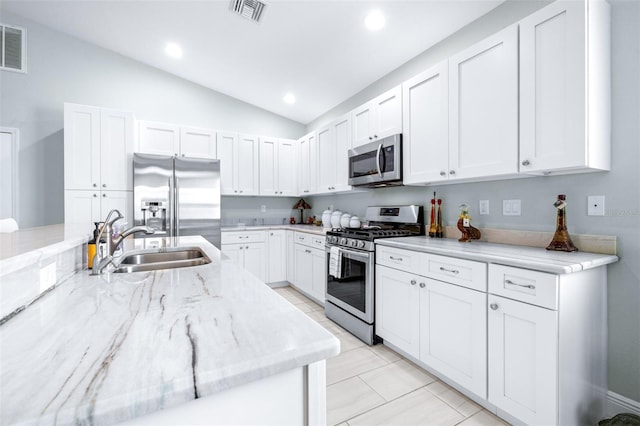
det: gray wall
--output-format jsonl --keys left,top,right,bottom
{"left": 308, "top": 0, "right": 640, "bottom": 404}
{"left": 0, "top": 10, "right": 306, "bottom": 229}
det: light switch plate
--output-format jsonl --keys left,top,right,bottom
{"left": 479, "top": 200, "right": 490, "bottom": 215}
{"left": 588, "top": 195, "right": 605, "bottom": 216}
{"left": 503, "top": 199, "right": 521, "bottom": 216}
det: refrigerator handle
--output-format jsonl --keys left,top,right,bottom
{"left": 168, "top": 177, "right": 175, "bottom": 238}
{"left": 175, "top": 177, "right": 180, "bottom": 237}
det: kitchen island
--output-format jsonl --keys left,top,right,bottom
{"left": 0, "top": 233, "right": 340, "bottom": 425}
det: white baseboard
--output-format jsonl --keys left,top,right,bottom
{"left": 607, "top": 391, "right": 640, "bottom": 417}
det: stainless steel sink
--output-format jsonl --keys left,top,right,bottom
{"left": 112, "top": 246, "right": 211, "bottom": 273}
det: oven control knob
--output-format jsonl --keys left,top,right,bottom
{"left": 350, "top": 239, "right": 357, "bottom": 247}
{"left": 358, "top": 240, "right": 366, "bottom": 249}
{"left": 331, "top": 236, "right": 338, "bottom": 244}
{"left": 340, "top": 238, "right": 347, "bottom": 245}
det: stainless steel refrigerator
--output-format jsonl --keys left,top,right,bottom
{"left": 133, "top": 153, "right": 221, "bottom": 248}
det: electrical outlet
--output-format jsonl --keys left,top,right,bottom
{"left": 39, "top": 262, "right": 56, "bottom": 293}
{"left": 502, "top": 199, "right": 521, "bottom": 216}
{"left": 588, "top": 195, "right": 605, "bottom": 216}
{"left": 261, "top": 205, "right": 266, "bottom": 213}
{"left": 479, "top": 200, "right": 490, "bottom": 215}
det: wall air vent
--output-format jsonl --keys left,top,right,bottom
{"left": 230, "top": 0, "right": 267, "bottom": 23}
{"left": 0, "top": 24, "right": 26, "bottom": 73}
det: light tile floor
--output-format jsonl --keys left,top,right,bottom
{"left": 273, "top": 286, "right": 510, "bottom": 426}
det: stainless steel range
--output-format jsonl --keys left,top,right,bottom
{"left": 325, "top": 205, "right": 424, "bottom": 345}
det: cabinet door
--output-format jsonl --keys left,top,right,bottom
{"left": 180, "top": 127, "right": 217, "bottom": 159}
{"left": 333, "top": 113, "right": 352, "bottom": 192}
{"left": 488, "top": 295, "right": 558, "bottom": 425}
{"left": 243, "top": 242, "right": 267, "bottom": 282}
{"left": 449, "top": 25, "right": 518, "bottom": 180}
{"left": 402, "top": 62, "right": 449, "bottom": 185}
{"left": 420, "top": 279, "right": 487, "bottom": 398}
{"left": 286, "top": 231, "right": 295, "bottom": 283}
{"left": 138, "top": 121, "right": 180, "bottom": 156}
{"left": 278, "top": 139, "right": 297, "bottom": 196}
{"left": 294, "top": 245, "right": 313, "bottom": 296}
{"left": 259, "top": 136, "right": 279, "bottom": 196}
{"left": 372, "top": 85, "right": 402, "bottom": 140}
{"left": 298, "top": 135, "right": 310, "bottom": 195}
{"left": 237, "top": 134, "right": 260, "bottom": 196}
{"left": 519, "top": 1, "right": 586, "bottom": 173}
{"left": 316, "top": 125, "right": 335, "bottom": 194}
{"left": 310, "top": 248, "right": 326, "bottom": 304}
{"left": 307, "top": 132, "right": 318, "bottom": 194}
{"left": 221, "top": 244, "right": 243, "bottom": 265}
{"left": 267, "top": 230, "right": 286, "bottom": 283}
{"left": 351, "top": 102, "right": 373, "bottom": 148}
{"left": 375, "top": 265, "right": 420, "bottom": 359}
{"left": 100, "top": 190, "right": 133, "bottom": 226}
{"left": 100, "top": 109, "right": 134, "bottom": 191}
{"left": 218, "top": 132, "right": 237, "bottom": 195}
{"left": 64, "top": 104, "right": 100, "bottom": 191}
{"left": 64, "top": 189, "right": 101, "bottom": 224}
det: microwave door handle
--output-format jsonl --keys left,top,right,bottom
{"left": 376, "top": 143, "right": 383, "bottom": 177}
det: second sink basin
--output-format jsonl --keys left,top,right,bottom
{"left": 113, "top": 246, "right": 211, "bottom": 273}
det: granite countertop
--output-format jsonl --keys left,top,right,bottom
{"left": 376, "top": 236, "right": 619, "bottom": 274}
{"left": 222, "top": 224, "right": 329, "bottom": 235}
{"left": 0, "top": 236, "right": 339, "bottom": 426}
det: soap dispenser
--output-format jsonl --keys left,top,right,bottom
{"left": 87, "top": 222, "right": 101, "bottom": 268}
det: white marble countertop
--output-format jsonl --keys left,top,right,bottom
{"left": 0, "top": 236, "right": 339, "bottom": 426}
{"left": 222, "top": 224, "right": 328, "bottom": 235}
{"left": 376, "top": 236, "right": 619, "bottom": 274}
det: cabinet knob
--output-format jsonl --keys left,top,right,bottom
{"left": 239, "top": 190, "right": 243, "bottom": 194}
{"left": 102, "top": 184, "right": 107, "bottom": 188}
{"left": 419, "top": 282, "right": 425, "bottom": 288}
{"left": 93, "top": 183, "right": 97, "bottom": 187}
{"left": 449, "top": 170, "right": 456, "bottom": 175}
{"left": 373, "top": 134, "right": 378, "bottom": 139}
{"left": 102, "top": 193, "right": 106, "bottom": 197}
{"left": 280, "top": 191, "right": 283, "bottom": 194}
{"left": 275, "top": 191, "right": 278, "bottom": 194}
{"left": 240, "top": 246, "right": 243, "bottom": 250}
{"left": 182, "top": 154, "right": 186, "bottom": 157}
{"left": 522, "top": 160, "right": 531, "bottom": 166}
{"left": 246, "top": 246, "right": 249, "bottom": 249}
{"left": 490, "top": 303, "right": 499, "bottom": 311}
{"left": 369, "top": 136, "right": 373, "bottom": 140}
{"left": 440, "top": 171, "right": 446, "bottom": 177}
{"left": 234, "top": 190, "right": 238, "bottom": 193}
{"left": 93, "top": 193, "right": 97, "bottom": 198}
{"left": 410, "top": 279, "right": 417, "bottom": 286}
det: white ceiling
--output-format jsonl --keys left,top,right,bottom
{"left": 2, "top": 0, "right": 505, "bottom": 124}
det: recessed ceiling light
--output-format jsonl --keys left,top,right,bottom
{"left": 165, "top": 43, "right": 183, "bottom": 59}
{"left": 283, "top": 93, "right": 296, "bottom": 104}
{"left": 364, "top": 10, "right": 385, "bottom": 31}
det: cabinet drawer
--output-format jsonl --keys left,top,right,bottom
{"left": 294, "top": 232, "right": 325, "bottom": 248}
{"left": 489, "top": 264, "right": 558, "bottom": 310}
{"left": 423, "top": 254, "right": 487, "bottom": 292}
{"left": 376, "top": 246, "right": 424, "bottom": 273}
{"left": 221, "top": 230, "right": 266, "bottom": 244}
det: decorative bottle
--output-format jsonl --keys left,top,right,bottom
{"left": 428, "top": 193, "right": 437, "bottom": 237}
{"left": 546, "top": 194, "right": 578, "bottom": 252}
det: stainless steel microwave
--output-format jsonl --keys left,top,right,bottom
{"left": 348, "top": 134, "right": 402, "bottom": 187}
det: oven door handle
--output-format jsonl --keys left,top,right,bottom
{"left": 376, "top": 143, "right": 383, "bottom": 177}
{"left": 329, "top": 246, "right": 372, "bottom": 262}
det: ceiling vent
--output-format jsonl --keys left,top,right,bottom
{"left": 0, "top": 24, "right": 26, "bottom": 73}
{"left": 230, "top": 0, "right": 267, "bottom": 23}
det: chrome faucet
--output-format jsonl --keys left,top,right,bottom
{"left": 91, "top": 209, "right": 155, "bottom": 275}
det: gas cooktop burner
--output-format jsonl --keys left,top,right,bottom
{"left": 329, "top": 228, "right": 415, "bottom": 239}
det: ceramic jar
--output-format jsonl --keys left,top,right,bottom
{"left": 322, "top": 209, "right": 333, "bottom": 228}
{"left": 349, "top": 216, "right": 361, "bottom": 228}
{"left": 340, "top": 213, "right": 352, "bottom": 228}
{"left": 330, "top": 210, "right": 343, "bottom": 228}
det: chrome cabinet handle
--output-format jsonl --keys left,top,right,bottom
{"left": 419, "top": 282, "right": 426, "bottom": 288}
{"left": 440, "top": 171, "right": 446, "bottom": 177}
{"left": 505, "top": 279, "right": 536, "bottom": 289}
{"left": 389, "top": 256, "right": 403, "bottom": 261}
{"left": 490, "top": 303, "right": 499, "bottom": 310}
{"left": 239, "top": 236, "right": 249, "bottom": 239}
{"left": 440, "top": 266, "right": 459, "bottom": 274}
{"left": 449, "top": 170, "right": 456, "bottom": 175}
{"left": 522, "top": 160, "right": 531, "bottom": 166}
{"left": 410, "top": 279, "right": 417, "bottom": 286}
{"left": 305, "top": 249, "right": 311, "bottom": 254}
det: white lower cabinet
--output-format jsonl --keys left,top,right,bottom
{"left": 375, "top": 262, "right": 486, "bottom": 398}
{"left": 293, "top": 232, "right": 325, "bottom": 304}
{"left": 286, "top": 231, "right": 295, "bottom": 283}
{"left": 221, "top": 231, "right": 266, "bottom": 282}
{"left": 267, "top": 230, "right": 286, "bottom": 283}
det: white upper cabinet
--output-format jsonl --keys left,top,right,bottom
{"left": 219, "top": 132, "right": 259, "bottom": 196}
{"left": 180, "top": 127, "right": 217, "bottom": 159}
{"left": 297, "top": 131, "right": 317, "bottom": 195}
{"left": 352, "top": 85, "right": 402, "bottom": 148}
{"left": 317, "top": 113, "right": 353, "bottom": 194}
{"left": 402, "top": 61, "right": 449, "bottom": 184}
{"left": 259, "top": 137, "right": 297, "bottom": 196}
{"left": 138, "top": 121, "right": 217, "bottom": 159}
{"left": 64, "top": 103, "right": 134, "bottom": 192}
{"left": 519, "top": 0, "right": 610, "bottom": 175}
{"left": 448, "top": 25, "right": 519, "bottom": 181}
